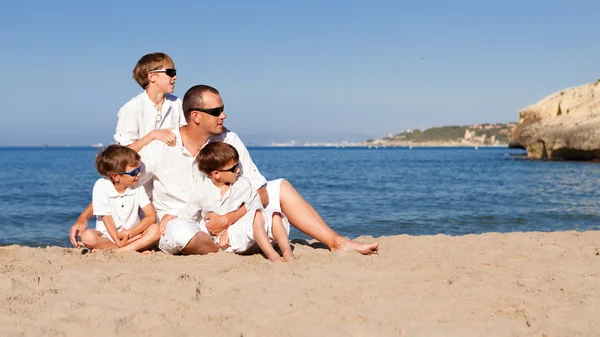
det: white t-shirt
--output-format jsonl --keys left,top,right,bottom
{"left": 114, "top": 92, "right": 186, "bottom": 145}
{"left": 92, "top": 178, "right": 151, "bottom": 233}
{"left": 138, "top": 128, "right": 267, "bottom": 220}
{"left": 180, "top": 176, "right": 261, "bottom": 222}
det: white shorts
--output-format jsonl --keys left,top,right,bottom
{"left": 224, "top": 208, "right": 290, "bottom": 253}
{"left": 158, "top": 217, "right": 203, "bottom": 255}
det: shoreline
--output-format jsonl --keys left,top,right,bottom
{"left": 2, "top": 230, "right": 599, "bottom": 336}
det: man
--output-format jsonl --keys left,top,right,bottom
{"left": 71, "top": 85, "right": 379, "bottom": 255}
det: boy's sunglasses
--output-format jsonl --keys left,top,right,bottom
{"left": 149, "top": 68, "right": 177, "bottom": 78}
{"left": 217, "top": 162, "right": 239, "bottom": 173}
{"left": 189, "top": 106, "right": 225, "bottom": 117}
{"left": 121, "top": 167, "right": 141, "bottom": 177}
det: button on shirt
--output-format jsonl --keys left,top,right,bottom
{"left": 92, "top": 178, "right": 151, "bottom": 232}
{"left": 114, "top": 92, "right": 186, "bottom": 145}
{"left": 138, "top": 128, "right": 267, "bottom": 220}
{"left": 180, "top": 176, "right": 261, "bottom": 223}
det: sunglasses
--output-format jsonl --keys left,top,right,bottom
{"left": 190, "top": 106, "right": 225, "bottom": 117}
{"left": 149, "top": 68, "right": 177, "bottom": 77}
{"left": 121, "top": 166, "right": 141, "bottom": 177}
{"left": 217, "top": 162, "right": 239, "bottom": 173}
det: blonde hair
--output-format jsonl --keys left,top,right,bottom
{"left": 132, "top": 52, "right": 174, "bottom": 89}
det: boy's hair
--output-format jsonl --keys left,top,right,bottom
{"left": 132, "top": 52, "right": 174, "bottom": 89}
{"left": 182, "top": 84, "right": 220, "bottom": 122}
{"left": 95, "top": 145, "right": 141, "bottom": 179}
{"left": 196, "top": 142, "right": 239, "bottom": 175}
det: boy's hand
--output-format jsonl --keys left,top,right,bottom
{"left": 205, "top": 212, "right": 229, "bottom": 236}
{"left": 151, "top": 129, "right": 177, "bottom": 147}
{"left": 116, "top": 232, "right": 129, "bottom": 248}
{"left": 117, "top": 229, "right": 130, "bottom": 240}
{"left": 160, "top": 215, "right": 177, "bottom": 236}
{"left": 218, "top": 229, "right": 230, "bottom": 250}
{"left": 69, "top": 218, "right": 88, "bottom": 248}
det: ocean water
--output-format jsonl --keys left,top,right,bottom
{"left": 1, "top": 146, "right": 599, "bottom": 247}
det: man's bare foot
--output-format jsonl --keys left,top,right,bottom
{"left": 332, "top": 237, "right": 379, "bottom": 255}
{"left": 218, "top": 229, "right": 230, "bottom": 250}
{"left": 282, "top": 251, "right": 296, "bottom": 262}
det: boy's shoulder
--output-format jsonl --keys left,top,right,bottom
{"left": 165, "top": 93, "right": 181, "bottom": 103}
{"left": 92, "top": 178, "right": 114, "bottom": 196}
{"left": 118, "top": 92, "right": 146, "bottom": 112}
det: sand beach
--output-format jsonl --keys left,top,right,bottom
{"left": 1, "top": 231, "right": 599, "bottom": 337}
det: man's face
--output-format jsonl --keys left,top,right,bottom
{"left": 197, "top": 92, "right": 227, "bottom": 135}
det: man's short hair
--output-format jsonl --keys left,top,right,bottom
{"left": 195, "top": 142, "right": 239, "bottom": 175}
{"left": 132, "top": 52, "right": 174, "bottom": 89}
{"left": 95, "top": 145, "right": 141, "bottom": 179}
{"left": 182, "top": 85, "right": 220, "bottom": 122}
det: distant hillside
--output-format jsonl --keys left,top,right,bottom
{"left": 365, "top": 123, "right": 517, "bottom": 146}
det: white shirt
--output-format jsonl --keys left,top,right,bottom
{"left": 114, "top": 92, "right": 186, "bottom": 145}
{"left": 92, "top": 178, "right": 151, "bottom": 233}
{"left": 180, "top": 176, "right": 261, "bottom": 222}
{"left": 139, "top": 128, "right": 267, "bottom": 220}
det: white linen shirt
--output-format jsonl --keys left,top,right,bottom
{"left": 114, "top": 92, "right": 186, "bottom": 145}
{"left": 180, "top": 176, "right": 261, "bottom": 222}
{"left": 92, "top": 178, "right": 151, "bottom": 233}
{"left": 138, "top": 128, "right": 267, "bottom": 220}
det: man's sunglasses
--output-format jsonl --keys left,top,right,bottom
{"left": 149, "top": 68, "right": 177, "bottom": 78}
{"left": 121, "top": 167, "right": 141, "bottom": 177}
{"left": 190, "top": 106, "right": 225, "bottom": 117}
{"left": 217, "top": 162, "right": 239, "bottom": 173}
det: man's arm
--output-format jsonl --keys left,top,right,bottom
{"left": 204, "top": 204, "right": 248, "bottom": 236}
{"left": 69, "top": 202, "right": 93, "bottom": 247}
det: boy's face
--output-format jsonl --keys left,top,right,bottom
{"left": 214, "top": 160, "right": 240, "bottom": 184}
{"left": 148, "top": 62, "right": 177, "bottom": 94}
{"left": 113, "top": 164, "right": 141, "bottom": 187}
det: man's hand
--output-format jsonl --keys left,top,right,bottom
{"left": 204, "top": 212, "right": 229, "bottom": 236}
{"left": 151, "top": 129, "right": 177, "bottom": 146}
{"left": 160, "top": 215, "right": 177, "bottom": 236}
{"left": 69, "top": 218, "right": 88, "bottom": 248}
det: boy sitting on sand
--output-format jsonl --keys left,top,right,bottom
{"left": 162, "top": 142, "right": 295, "bottom": 262}
{"left": 80, "top": 145, "right": 160, "bottom": 252}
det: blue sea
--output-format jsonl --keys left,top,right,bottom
{"left": 1, "top": 146, "right": 599, "bottom": 247}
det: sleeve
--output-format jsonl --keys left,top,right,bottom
{"left": 137, "top": 185, "right": 151, "bottom": 208}
{"left": 114, "top": 99, "right": 141, "bottom": 145}
{"left": 175, "top": 98, "right": 187, "bottom": 126}
{"left": 92, "top": 180, "right": 113, "bottom": 216}
{"left": 229, "top": 133, "right": 267, "bottom": 191}
{"left": 230, "top": 177, "right": 261, "bottom": 211}
{"left": 178, "top": 187, "right": 204, "bottom": 221}
{"left": 137, "top": 143, "right": 156, "bottom": 186}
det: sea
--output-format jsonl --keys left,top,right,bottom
{"left": 1, "top": 146, "right": 599, "bottom": 247}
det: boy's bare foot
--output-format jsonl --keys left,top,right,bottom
{"left": 332, "top": 237, "right": 379, "bottom": 255}
{"left": 282, "top": 251, "right": 296, "bottom": 262}
{"left": 218, "top": 229, "right": 230, "bottom": 250}
{"left": 141, "top": 250, "right": 153, "bottom": 255}
{"left": 266, "top": 252, "right": 283, "bottom": 263}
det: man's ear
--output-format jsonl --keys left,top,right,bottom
{"left": 191, "top": 110, "right": 202, "bottom": 124}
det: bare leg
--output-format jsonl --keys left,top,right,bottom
{"left": 115, "top": 224, "right": 161, "bottom": 253}
{"left": 252, "top": 210, "right": 282, "bottom": 262}
{"left": 271, "top": 213, "right": 295, "bottom": 262}
{"left": 181, "top": 231, "right": 219, "bottom": 255}
{"left": 80, "top": 229, "right": 117, "bottom": 250}
{"left": 279, "top": 179, "right": 379, "bottom": 255}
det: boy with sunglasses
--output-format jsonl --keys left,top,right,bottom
{"left": 161, "top": 142, "right": 295, "bottom": 262}
{"left": 114, "top": 52, "right": 185, "bottom": 152}
{"left": 79, "top": 145, "right": 160, "bottom": 252}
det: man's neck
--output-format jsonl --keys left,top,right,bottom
{"left": 145, "top": 87, "right": 166, "bottom": 108}
{"left": 179, "top": 126, "right": 211, "bottom": 157}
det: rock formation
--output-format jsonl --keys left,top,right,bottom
{"left": 509, "top": 81, "right": 600, "bottom": 160}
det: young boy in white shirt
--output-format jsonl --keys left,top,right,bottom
{"left": 173, "top": 142, "right": 296, "bottom": 262}
{"left": 80, "top": 145, "right": 160, "bottom": 252}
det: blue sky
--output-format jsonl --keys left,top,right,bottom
{"left": 1, "top": 0, "right": 598, "bottom": 145}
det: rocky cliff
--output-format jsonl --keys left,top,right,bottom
{"left": 509, "top": 81, "right": 600, "bottom": 160}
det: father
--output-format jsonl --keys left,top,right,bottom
{"left": 71, "top": 85, "right": 378, "bottom": 255}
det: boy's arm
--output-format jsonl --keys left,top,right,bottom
{"left": 127, "top": 129, "right": 176, "bottom": 152}
{"left": 70, "top": 202, "right": 93, "bottom": 247}
{"left": 125, "top": 203, "right": 157, "bottom": 238}
{"left": 101, "top": 215, "right": 128, "bottom": 248}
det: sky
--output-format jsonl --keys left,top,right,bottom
{"left": 0, "top": 0, "right": 599, "bottom": 146}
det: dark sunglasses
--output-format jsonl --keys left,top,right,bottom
{"left": 190, "top": 105, "right": 225, "bottom": 117}
{"left": 217, "top": 162, "right": 239, "bottom": 173}
{"left": 149, "top": 68, "right": 177, "bottom": 77}
{"left": 121, "top": 166, "right": 141, "bottom": 177}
